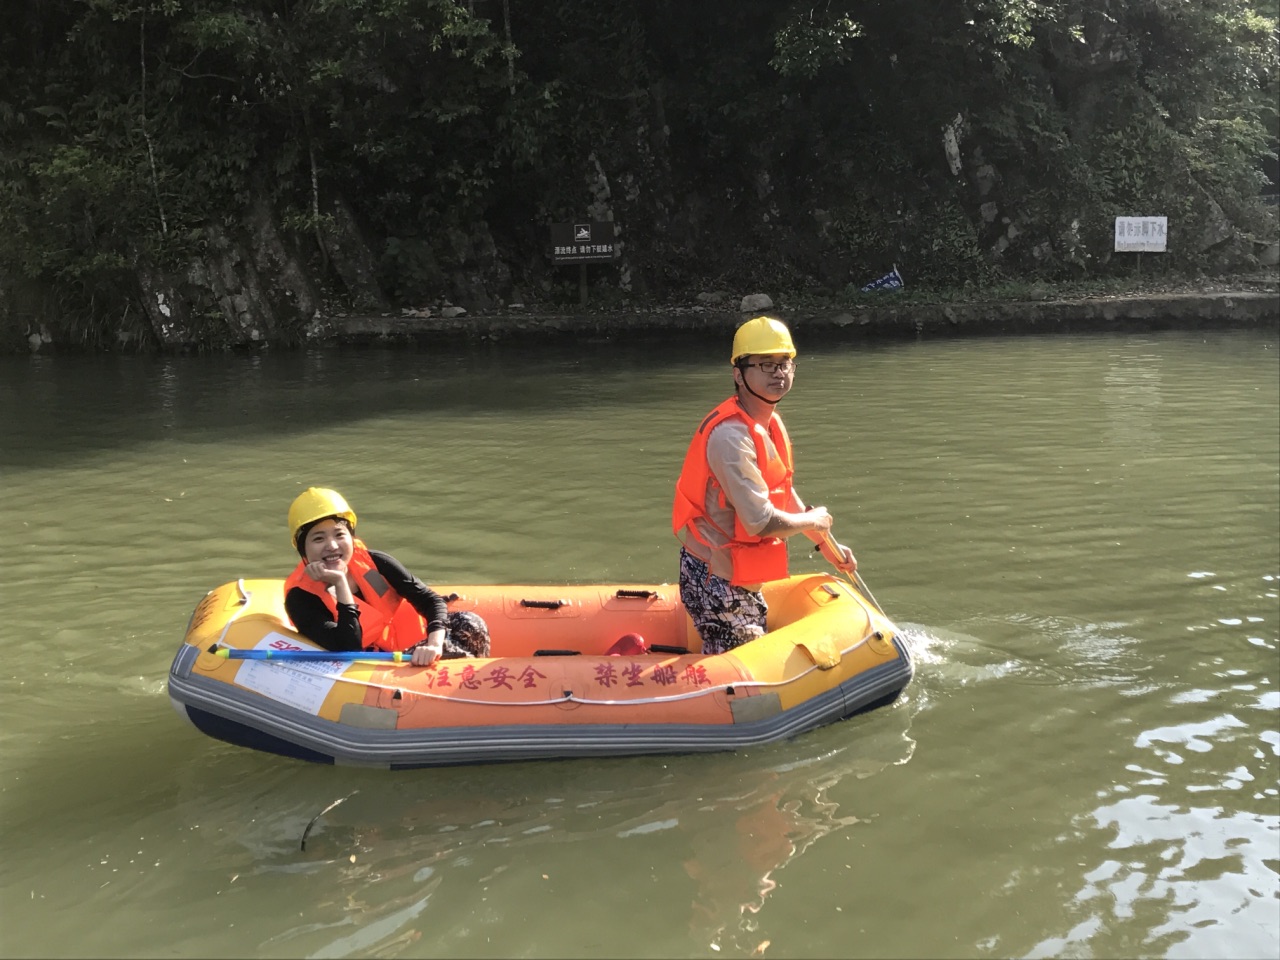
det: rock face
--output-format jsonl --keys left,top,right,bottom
{"left": 15, "top": 176, "right": 529, "bottom": 350}
{"left": 8, "top": 158, "right": 1275, "bottom": 353}
{"left": 135, "top": 259, "right": 194, "bottom": 347}
{"left": 13, "top": 279, "right": 1277, "bottom": 353}
{"left": 128, "top": 187, "right": 387, "bottom": 348}
{"left": 320, "top": 195, "right": 388, "bottom": 314}
{"left": 136, "top": 228, "right": 291, "bottom": 347}
{"left": 246, "top": 192, "right": 322, "bottom": 323}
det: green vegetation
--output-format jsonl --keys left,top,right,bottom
{"left": 2, "top": 0, "right": 1276, "bottom": 349}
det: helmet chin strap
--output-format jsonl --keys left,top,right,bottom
{"left": 743, "top": 381, "right": 780, "bottom": 405}
{"left": 736, "top": 366, "right": 781, "bottom": 406}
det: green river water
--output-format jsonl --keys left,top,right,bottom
{"left": 1, "top": 327, "right": 1277, "bottom": 959}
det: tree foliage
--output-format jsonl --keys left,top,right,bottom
{"left": 1, "top": 0, "right": 1275, "bottom": 346}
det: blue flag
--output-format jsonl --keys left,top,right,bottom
{"left": 860, "top": 265, "right": 904, "bottom": 292}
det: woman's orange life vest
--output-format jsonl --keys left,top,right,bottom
{"left": 672, "top": 397, "right": 795, "bottom": 585}
{"left": 284, "top": 541, "right": 428, "bottom": 651}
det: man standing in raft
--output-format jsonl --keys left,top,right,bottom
{"left": 672, "top": 316, "right": 857, "bottom": 655}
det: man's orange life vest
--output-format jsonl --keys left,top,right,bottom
{"left": 284, "top": 541, "right": 427, "bottom": 651}
{"left": 672, "top": 397, "right": 795, "bottom": 585}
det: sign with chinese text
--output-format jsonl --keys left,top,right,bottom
{"left": 1114, "top": 216, "right": 1167, "bottom": 253}
{"left": 550, "top": 221, "right": 618, "bottom": 263}
{"left": 233, "top": 632, "right": 344, "bottom": 713}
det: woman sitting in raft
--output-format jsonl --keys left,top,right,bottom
{"left": 284, "top": 486, "right": 490, "bottom": 667}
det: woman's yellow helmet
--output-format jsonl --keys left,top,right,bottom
{"left": 731, "top": 316, "right": 796, "bottom": 363}
{"left": 287, "top": 487, "right": 357, "bottom": 548}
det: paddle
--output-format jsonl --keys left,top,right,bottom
{"left": 210, "top": 647, "right": 413, "bottom": 662}
{"left": 816, "top": 530, "right": 886, "bottom": 616}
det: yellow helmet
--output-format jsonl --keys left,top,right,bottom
{"left": 288, "top": 487, "right": 357, "bottom": 549}
{"left": 731, "top": 316, "right": 796, "bottom": 363}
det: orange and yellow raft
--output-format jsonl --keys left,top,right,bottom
{"left": 168, "top": 573, "right": 913, "bottom": 769}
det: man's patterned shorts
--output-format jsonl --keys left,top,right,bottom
{"left": 678, "top": 547, "right": 768, "bottom": 655}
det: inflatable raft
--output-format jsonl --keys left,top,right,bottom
{"left": 168, "top": 573, "right": 914, "bottom": 769}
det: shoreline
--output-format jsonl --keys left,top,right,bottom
{"left": 325, "top": 288, "right": 1279, "bottom": 347}
{"left": 10, "top": 274, "right": 1278, "bottom": 353}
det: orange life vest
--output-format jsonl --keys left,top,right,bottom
{"left": 284, "top": 541, "right": 428, "bottom": 651}
{"left": 671, "top": 396, "right": 795, "bottom": 585}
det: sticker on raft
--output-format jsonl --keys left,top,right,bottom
{"left": 415, "top": 660, "right": 712, "bottom": 690}
{"left": 232, "top": 632, "right": 345, "bottom": 714}
{"left": 595, "top": 662, "right": 712, "bottom": 688}
{"left": 422, "top": 663, "right": 546, "bottom": 691}
{"left": 230, "top": 631, "right": 717, "bottom": 714}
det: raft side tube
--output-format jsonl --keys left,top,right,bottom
{"left": 167, "top": 648, "right": 912, "bottom": 769}
{"left": 168, "top": 574, "right": 914, "bottom": 768}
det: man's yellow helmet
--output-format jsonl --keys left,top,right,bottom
{"left": 731, "top": 316, "right": 796, "bottom": 363}
{"left": 288, "top": 487, "right": 357, "bottom": 547}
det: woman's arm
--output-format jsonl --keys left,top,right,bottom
{"left": 284, "top": 587, "right": 363, "bottom": 651}
{"left": 369, "top": 551, "right": 449, "bottom": 629}
{"left": 370, "top": 550, "right": 452, "bottom": 665}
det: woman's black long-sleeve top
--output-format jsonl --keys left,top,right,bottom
{"left": 283, "top": 549, "right": 448, "bottom": 652}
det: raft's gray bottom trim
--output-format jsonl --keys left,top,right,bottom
{"left": 168, "top": 640, "right": 915, "bottom": 770}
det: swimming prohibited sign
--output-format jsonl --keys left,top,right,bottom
{"left": 549, "top": 220, "right": 620, "bottom": 306}
{"left": 1114, "top": 216, "right": 1167, "bottom": 253}
{"left": 549, "top": 221, "right": 618, "bottom": 263}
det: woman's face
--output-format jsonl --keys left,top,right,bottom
{"left": 303, "top": 518, "right": 354, "bottom": 568}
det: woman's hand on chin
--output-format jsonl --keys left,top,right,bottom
{"left": 305, "top": 560, "right": 348, "bottom": 586}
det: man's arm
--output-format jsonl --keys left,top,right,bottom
{"left": 707, "top": 423, "right": 835, "bottom": 539}
{"left": 784, "top": 487, "right": 856, "bottom": 571}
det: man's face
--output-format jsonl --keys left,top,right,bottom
{"left": 736, "top": 353, "right": 796, "bottom": 401}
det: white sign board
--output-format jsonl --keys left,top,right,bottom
{"left": 1115, "top": 216, "right": 1167, "bottom": 253}
{"left": 233, "top": 631, "right": 345, "bottom": 714}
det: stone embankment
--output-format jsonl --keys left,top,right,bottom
{"left": 327, "top": 286, "right": 1278, "bottom": 346}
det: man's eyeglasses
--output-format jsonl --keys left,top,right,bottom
{"left": 740, "top": 360, "right": 796, "bottom": 375}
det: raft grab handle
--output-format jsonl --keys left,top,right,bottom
{"left": 520, "top": 598, "right": 569, "bottom": 609}
{"left": 614, "top": 589, "right": 659, "bottom": 599}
